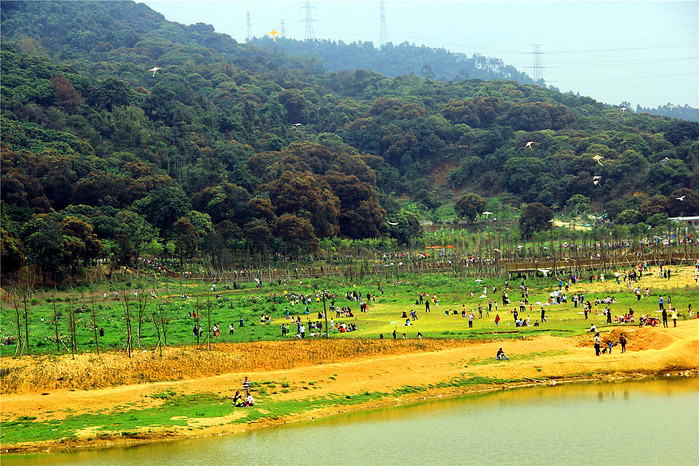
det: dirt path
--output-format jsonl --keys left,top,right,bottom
{"left": 2, "top": 320, "right": 698, "bottom": 453}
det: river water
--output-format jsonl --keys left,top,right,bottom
{"left": 6, "top": 378, "right": 698, "bottom": 465}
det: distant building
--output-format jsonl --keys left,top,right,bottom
{"left": 669, "top": 216, "right": 699, "bottom": 227}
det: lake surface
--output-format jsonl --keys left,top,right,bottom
{"left": 6, "top": 377, "right": 698, "bottom": 465}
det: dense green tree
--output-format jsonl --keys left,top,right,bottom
{"left": 21, "top": 214, "right": 64, "bottom": 284}
{"left": 454, "top": 193, "right": 487, "bottom": 222}
{"left": 519, "top": 202, "right": 553, "bottom": 239}
{"left": 133, "top": 186, "right": 191, "bottom": 239}
{"left": 615, "top": 209, "right": 643, "bottom": 225}
{"left": 274, "top": 213, "right": 318, "bottom": 256}
{"left": 173, "top": 217, "right": 198, "bottom": 264}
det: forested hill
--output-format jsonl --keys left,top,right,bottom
{"left": 248, "top": 37, "right": 536, "bottom": 84}
{"left": 2, "top": 0, "right": 699, "bottom": 282}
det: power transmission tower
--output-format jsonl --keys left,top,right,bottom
{"left": 530, "top": 44, "right": 544, "bottom": 83}
{"left": 280, "top": 19, "right": 286, "bottom": 38}
{"left": 246, "top": 11, "right": 252, "bottom": 42}
{"left": 301, "top": 0, "right": 316, "bottom": 41}
{"left": 379, "top": 0, "right": 389, "bottom": 47}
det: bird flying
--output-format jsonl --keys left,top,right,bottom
{"left": 660, "top": 157, "right": 670, "bottom": 164}
{"left": 676, "top": 196, "right": 686, "bottom": 201}
{"left": 592, "top": 176, "right": 602, "bottom": 180}
{"left": 148, "top": 67, "right": 161, "bottom": 76}
{"left": 525, "top": 141, "right": 535, "bottom": 151}
{"left": 592, "top": 155, "right": 604, "bottom": 165}
{"left": 387, "top": 221, "right": 399, "bottom": 226}
{"left": 593, "top": 179, "right": 600, "bottom": 186}
{"left": 292, "top": 123, "right": 302, "bottom": 127}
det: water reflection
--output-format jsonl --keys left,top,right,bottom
{"left": 5, "top": 378, "right": 698, "bottom": 465}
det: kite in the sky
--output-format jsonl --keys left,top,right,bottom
{"left": 592, "top": 155, "right": 604, "bottom": 165}
{"left": 525, "top": 141, "right": 535, "bottom": 151}
{"left": 267, "top": 29, "right": 281, "bottom": 41}
{"left": 148, "top": 67, "right": 161, "bottom": 76}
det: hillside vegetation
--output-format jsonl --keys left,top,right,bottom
{"left": 1, "top": 0, "right": 698, "bottom": 283}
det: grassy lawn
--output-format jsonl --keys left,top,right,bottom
{"left": 2, "top": 266, "right": 697, "bottom": 357}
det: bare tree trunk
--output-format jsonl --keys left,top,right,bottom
{"left": 12, "top": 293, "right": 25, "bottom": 358}
{"left": 53, "top": 291, "right": 61, "bottom": 354}
{"left": 122, "top": 293, "right": 133, "bottom": 358}
{"left": 22, "top": 294, "right": 31, "bottom": 356}
{"left": 206, "top": 297, "right": 212, "bottom": 352}
{"left": 67, "top": 306, "right": 77, "bottom": 359}
{"left": 90, "top": 296, "right": 100, "bottom": 355}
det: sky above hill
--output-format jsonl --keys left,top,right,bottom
{"left": 142, "top": 0, "right": 698, "bottom": 109}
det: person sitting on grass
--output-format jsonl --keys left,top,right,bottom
{"left": 496, "top": 348, "right": 510, "bottom": 360}
{"left": 232, "top": 391, "right": 245, "bottom": 407}
{"left": 244, "top": 391, "right": 255, "bottom": 406}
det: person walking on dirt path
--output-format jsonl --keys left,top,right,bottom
{"left": 594, "top": 332, "right": 601, "bottom": 356}
{"left": 619, "top": 333, "right": 627, "bottom": 353}
{"left": 661, "top": 308, "right": 669, "bottom": 328}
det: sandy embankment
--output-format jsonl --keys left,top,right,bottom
{"left": 2, "top": 320, "right": 698, "bottom": 453}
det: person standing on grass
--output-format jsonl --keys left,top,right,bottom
{"left": 659, "top": 295, "right": 664, "bottom": 310}
{"left": 662, "top": 308, "right": 668, "bottom": 328}
{"left": 594, "top": 332, "right": 601, "bottom": 356}
{"left": 468, "top": 312, "right": 474, "bottom": 328}
{"left": 540, "top": 308, "right": 547, "bottom": 323}
{"left": 495, "top": 314, "right": 500, "bottom": 326}
{"left": 243, "top": 376, "right": 251, "bottom": 392}
{"left": 671, "top": 308, "right": 678, "bottom": 327}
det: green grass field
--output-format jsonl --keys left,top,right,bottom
{"left": 2, "top": 266, "right": 697, "bottom": 357}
